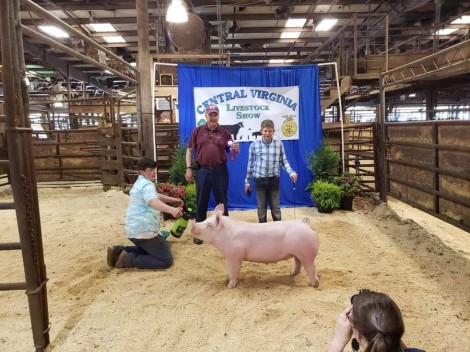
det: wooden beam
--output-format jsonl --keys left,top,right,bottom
{"left": 136, "top": 0, "right": 153, "bottom": 158}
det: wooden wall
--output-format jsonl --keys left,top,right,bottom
{"left": 386, "top": 120, "right": 470, "bottom": 230}
{"left": 32, "top": 129, "right": 101, "bottom": 182}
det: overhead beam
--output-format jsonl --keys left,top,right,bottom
{"left": 29, "top": 0, "right": 384, "bottom": 11}
{"left": 20, "top": 11, "right": 381, "bottom": 26}
{"left": 23, "top": 41, "right": 108, "bottom": 91}
{"left": 84, "top": 25, "right": 432, "bottom": 38}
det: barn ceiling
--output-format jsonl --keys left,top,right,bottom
{"left": 2, "top": 0, "right": 470, "bottom": 95}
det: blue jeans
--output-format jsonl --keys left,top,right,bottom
{"left": 195, "top": 164, "right": 229, "bottom": 222}
{"left": 254, "top": 176, "right": 281, "bottom": 223}
{"left": 116, "top": 235, "right": 173, "bottom": 269}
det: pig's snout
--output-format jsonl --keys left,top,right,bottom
{"left": 190, "top": 223, "right": 200, "bottom": 236}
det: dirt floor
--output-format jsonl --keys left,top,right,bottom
{"left": 0, "top": 186, "right": 469, "bottom": 352}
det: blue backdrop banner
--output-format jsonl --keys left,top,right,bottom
{"left": 177, "top": 64, "right": 322, "bottom": 210}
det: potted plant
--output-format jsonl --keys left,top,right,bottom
{"left": 333, "top": 172, "right": 362, "bottom": 211}
{"left": 168, "top": 140, "right": 190, "bottom": 186}
{"left": 306, "top": 141, "right": 341, "bottom": 182}
{"left": 310, "top": 180, "right": 342, "bottom": 213}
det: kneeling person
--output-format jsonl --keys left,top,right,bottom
{"left": 107, "top": 157, "right": 184, "bottom": 269}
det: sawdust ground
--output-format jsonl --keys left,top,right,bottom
{"left": 0, "top": 187, "right": 468, "bottom": 351}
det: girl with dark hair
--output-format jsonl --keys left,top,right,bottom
{"left": 329, "top": 289, "right": 426, "bottom": 352}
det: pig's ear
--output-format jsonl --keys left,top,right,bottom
{"left": 215, "top": 203, "right": 225, "bottom": 212}
{"left": 215, "top": 212, "right": 224, "bottom": 230}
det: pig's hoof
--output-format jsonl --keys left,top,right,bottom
{"left": 309, "top": 280, "right": 319, "bottom": 288}
{"left": 227, "top": 281, "right": 238, "bottom": 289}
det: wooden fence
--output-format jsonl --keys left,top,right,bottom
{"left": 322, "top": 122, "right": 377, "bottom": 192}
{"left": 32, "top": 129, "right": 101, "bottom": 182}
{"left": 29, "top": 123, "right": 180, "bottom": 186}
{"left": 385, "top": 120, "right": 470, "bottom": 230}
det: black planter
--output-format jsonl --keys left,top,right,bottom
{"left": 316, "top": 205, "right": 334, "bottom": 213}
{"left": 340, "top": 195, "right": 354, "bottom": 210}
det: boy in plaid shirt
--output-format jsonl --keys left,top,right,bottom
{"left": 245, "top": 119, "right": 297, "bottom": 223}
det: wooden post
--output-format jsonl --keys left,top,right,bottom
{"left": 426, "top": 88, "right": 437, "bottom": 120}
{"left": 432, "top": 123, "right": 439, "bottom": 214}
{"left": 136, "top": 0, "right": 154, "bottom": 159}
{"left": 378, "top": 74, "right": 388, "bottom": 202}
{"left": 0, "top": 0, "right": 50, "bottom": 350}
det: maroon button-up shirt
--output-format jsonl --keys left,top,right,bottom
{"left": 188, "top": 124, "right": 232, "bottom": 167}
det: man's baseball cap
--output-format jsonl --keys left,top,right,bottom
{"left": 205, "top": 104, "right": 219, "bottom": 114}
{"left": 136, "top": 157, "right": 157, "bottom": 170}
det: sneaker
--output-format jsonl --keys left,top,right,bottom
{"left": 193, "top": 238, "right": 203, "bottom": 245}
{"left": 107, "top": 247, "right": 121, "bottom": 267}
{"left": 114, "top": 251, "right": 130, "bottom": 268}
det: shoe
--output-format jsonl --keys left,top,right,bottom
{"left": 114, "top": 251, "right": 130, "bottom": 268}
{"left": 193, "top": 238, "right": 203, "bottom": 245}
{"left": 107, "top": 247, "right": 121, "bottom": 267}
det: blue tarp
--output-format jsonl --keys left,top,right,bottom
{"left": 177, "top": 64, "right": 322, "bottom": 210}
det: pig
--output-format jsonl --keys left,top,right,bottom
{"left": 190, "top": 204, "right": 320, "bottom": 289}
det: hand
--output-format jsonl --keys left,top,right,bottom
{"left": 232, "top": 142, "right": 240, "bottom": 153}
{"left": 328, "top": 305, "right": 353, "bottom": 352}
{"left": 245, "top": 184, "right": 251, "bottom": 195}
{"left": 176, "top": 198, "right": 184, "bottom": 208}
{"left": 290, "top": 172, "right": 298, "bottom": 183}
{"left": 185, "top": 168, "right": 193, "bottom": 183}
{"left": 171, "top": 207, "right": 183, "bottom": 218}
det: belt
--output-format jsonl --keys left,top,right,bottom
{"left": 197, "top": 163, "right": 225, "bottom": 169}
{"left": 255, "top": 176, "right": 279, "bottom": 180}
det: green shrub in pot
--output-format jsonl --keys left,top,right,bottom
{"left": 168, "top": 140, "right": 189, "bottom": 185}
{"left": 310, "top": 180, "right": 342, "bottom": 213}
{"left": 306, "top": 141, "right": 341, "bottom": 182}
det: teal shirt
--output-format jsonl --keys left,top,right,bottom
{"left": 125, "top": 175, "right": 162, "bottom": 238}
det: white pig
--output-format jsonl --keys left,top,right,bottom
{"left": 190, "top": 204, "right": 320, "bottom": 289}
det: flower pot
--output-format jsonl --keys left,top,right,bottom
{"left": 340, "top": 195, "right": 354, "bottom": 210}
{"left": 316, "top": 205, "right": 334, "bottom": 213}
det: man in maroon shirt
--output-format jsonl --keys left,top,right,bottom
{"left": 185, "top": 104, "right": 240, "bottom": 244}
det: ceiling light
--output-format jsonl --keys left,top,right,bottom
{"left": 269, "top": 59, "right": 284, "bottom": 64}
{"left": 166, "top": 0, "right": 188, "bottom": 23}
{"left": 435, "top": 28, "right": 458, "bottom": 36}
{"left": 38, "top": 25, "right": 69, "bottom": 38}
{"left": 285, "top": 18, "right": 306, "bottom": 28}
{"left": 281, "top": 32, "right": 301, "bottom": 39}
{"left": 103, "top": 36, "right": 126, "bottom": 43}
{"left": 451, "top": 16, "right": 470, "bottom": 24}
{"left": 315, "top": 19, "right": 338, "bottom": 31}
{"left": 88, "top": 23, "right": 116, "bottom": 32}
